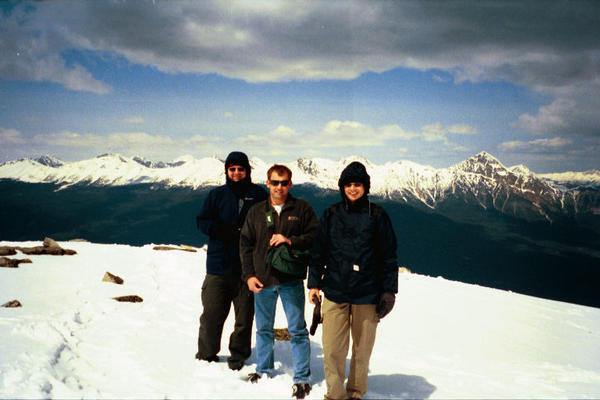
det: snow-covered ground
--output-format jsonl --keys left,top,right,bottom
{"left": 1, "top": 241, "right": 600, "bottom": 399}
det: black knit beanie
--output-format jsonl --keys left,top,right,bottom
{"left": 225, "top": 151, "right": 251, "bottom": 179}
{"left": 338, "top": 161, "right": 371, "bottom": 194}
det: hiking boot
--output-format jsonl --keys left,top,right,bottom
{"left": 247, "top": 372, "right": 262, "bottom": 383}
{"left": 195, "top": 353, "right": 219, "bottom": 363}
{"left": 292, "top": 382, "right": 311, "bottom": 399}
{"left": 228, "top": 359, "right": 244, "bottom": 371}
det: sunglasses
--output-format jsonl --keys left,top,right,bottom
{"left": 228, "top": 167, "right": 246, "bottom": 172}
{"left": 269, "top": 179, "right": 290, "bottom": 187}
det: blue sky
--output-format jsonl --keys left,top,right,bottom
{"left": 1, "top": 1, "right": 599, "bottom": 172}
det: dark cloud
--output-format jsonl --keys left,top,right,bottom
{"left": 0, "top": 5, "right": 112, "bottom": 94}
{"left": 2, "top": 1, "right": 599, "bottom": 135}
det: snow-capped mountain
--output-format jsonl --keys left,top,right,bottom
{"left": 1, "top": 152, "right": 599, "bottom": 221}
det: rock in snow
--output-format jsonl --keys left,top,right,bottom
{"left": 102, "top": 271, "right": 124, "bottom": 285}
{"left": 1, "top": 299, "right": 22, "bottom": 308}
{"left": 0, "top": 257, "right": 32, "bottom": 268}
{"left": 153, "top": 245, "right": 197, "bottom": 253}
{"left": 16, "top": 238, "right": 77, "bottom": 256}
{"left": 0, "top": 247, "right": 17, "bottom": 256}
{"left": 112, "top": 295, "right": 143, "bottom": 303}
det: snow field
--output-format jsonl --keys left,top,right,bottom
{"left": 1, "top": 241, "right": 600, "bottom": 399}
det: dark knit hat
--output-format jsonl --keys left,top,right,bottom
{"left": 225, "top": 151, "right": 251, "bottom": 174}
{"left": 338, "top": 161, "right": 371, "bottom": 194}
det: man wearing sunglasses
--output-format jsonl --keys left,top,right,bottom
{"left": 240, "top": 164, "right": 319, "bottom": 399}
{"left": 195, "top": 151, "right": 267, "bottom": 371}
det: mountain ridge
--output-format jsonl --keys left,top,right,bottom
{"left": 1, "top": 151, "right": 599, "bottom": 222}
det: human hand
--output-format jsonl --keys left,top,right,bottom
{"left": 376, "top": 292, "right": 395, "bottom": 319}
{"left": 308, "top": 288, "right": 321, "bottom": 305}
{"left": 247, "top": 276, "right": 264, "bottom": 293}
{"left": 269, "top": 234, "right": 291, "bottom": 247}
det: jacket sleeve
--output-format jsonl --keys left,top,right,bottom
{"left": 289, "top": 202, "right": 319, "bottom": 251}
{"left": 196, "top": 190, "right": 217, "bottom": 236}
{"left": 240, "top": 205, "right": 258, "bottom": 282}
{"left": 307, "top": 209, "right": 329, "bottom": 289}
{"left": 377, "top": 208, "right": 399, "bottom": 294}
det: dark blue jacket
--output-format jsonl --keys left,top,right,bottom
{"left": 198, "top": 184, "right": 267, "bottom": 275}
{"left": 308, "top": 200, "right": 398, "bottom": 304}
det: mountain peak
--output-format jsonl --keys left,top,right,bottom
{"left": 338, "top": 155, "right": 373, "bottom": 169}
{"left": 450, "top": 151, "right": 512, "bottom": 182}
{"left": 171, "top": 155, "right": 197, "bottom": 164}
{"left": 96, "top": 153, "right": 128, "bottom": 163}
{"left": 133, "top": 156, "right": 168, "bottom": 169}
{"left": 472, "top": 151, "right": 504, "bottom": 165}
{"left": 509, "top": 164, "right": 535, "bottom": 176}
{"left": 34, "top": 155, "right": 64, "bottom": 168}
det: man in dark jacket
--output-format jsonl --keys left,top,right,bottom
{"left": 195, "top": 151, "right": 267, "bottom": 371}
{"left": 240, "top": 164, "right": 318, "bottom": 399}
{"left": 308, "top": 161, "right": 398, "bottom": 400}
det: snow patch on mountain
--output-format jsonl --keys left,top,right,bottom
{"left": 509, "top": 164, "right": 535, "bottom": 176}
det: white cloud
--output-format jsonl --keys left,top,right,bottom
{"left": 0, "top": 127, "right": 26, "bottom": 144}
{"left": 123, "top": 116, "right": 145, "bottom": 124}
{"left": 31, "top": 131, "right": 105, "bottom": 147}
{"left": 106, "top": 132, "right": 175, "bottom": 147}
{"left": 320, "top": 121, "right": 383, "bottom": 146}
{"left": 0, "top": 119, "right": 479, "bottom": 163}
{"left": 448, "top": 124, "right": 478, "bottom": 135}
{"left": 516, "top": 100, "right": 572, "bottom": 135}
{"left": 499, "top": 137, "right": 572, "bottom": 152}
{"left": 0, "top": 7, "right": 112, "bottom": 94}
{"left": 26, "top": 131, "right": 203, "bottom": 156}
{"left": 234, "top": 120, "right": 478, "bottom": 153}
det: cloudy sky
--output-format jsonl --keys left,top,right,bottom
{"left": 1, "top": 1, "right": 599, "bottom": 172}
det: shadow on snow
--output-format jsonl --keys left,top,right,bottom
{"left": 247, "top": 340, "right": 436, "bottom": 399}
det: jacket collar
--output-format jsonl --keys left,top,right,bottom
{"left": 266, "top": 193, "right": 296, "bottom": 211}
{"left": 344, "top": 195, "right": 370, "bottom": 214}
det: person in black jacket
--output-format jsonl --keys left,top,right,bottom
{"left": 240, "top": 164, "right": 318, "bottom": 399}
{"left": 308, "top": 161, "right": 398, "bottom": 400}
{"left": 195, "top": 151, "right": 267, "bottom": 371}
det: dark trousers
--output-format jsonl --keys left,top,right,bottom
{"left": 196, "top": 273, "right": 254, "bottom": 364}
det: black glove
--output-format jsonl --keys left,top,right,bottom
{"left": 211, "top": 223, "right": 240, "bottom": 241}
{"left": 376, "top": 292, "right": 395, "bottom": 319}
{"left": 309, "top": 295, "right": 322, "bottom": 336}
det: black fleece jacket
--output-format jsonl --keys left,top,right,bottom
{"left": 240, "top": 194, "right": 319, "bottom": 288}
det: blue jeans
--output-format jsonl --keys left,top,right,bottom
{"left": 254, "top": 279, "right": 310, "bottom": 383}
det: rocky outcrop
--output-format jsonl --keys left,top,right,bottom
{"left": 113, "top": 295, "right": 143, "bottom": 303}
{"left": 2, "top": 300, "right": 22, "bottom": 308}
{"left": 0, "top": 257, "right": 32, "bottom": 268}
{"left": 102, "top": 271, "right": 124, "bottom": 285}
{"left": 0, "top": 247, "right": 17, "bottom": 256}
{"left": 17, "top": 238, "right": 77, "bottom": 255}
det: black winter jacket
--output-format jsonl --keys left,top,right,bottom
{"left": 197, "top": 183, "right": 267, "bottom": 275}
{"left": 240, "top": 194, "right": 319, "bottom": 288}
{"left": 308, "top": 199, "right": 398, "bottom": 304}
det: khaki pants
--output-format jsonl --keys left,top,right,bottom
{"left": 322, "top": 297, "right": 379, "bottom": 400}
